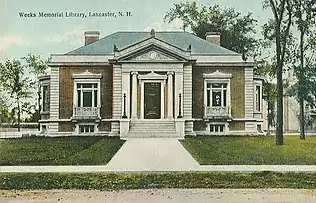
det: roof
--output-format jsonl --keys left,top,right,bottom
{"left": 66, "top": 31, "right": 239, "bottom": 55}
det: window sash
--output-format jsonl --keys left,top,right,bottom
{"left": 42, "top": 86, "right": 50, "bottom": 112}
{"left": 210, "top": 124, "right": 225, "bottom": 133}
{"left": 77, "top": 83, "right": 98, "bottom": 89}
{"left": 79, "top": 125, "right": 95, "bottom": 133}
{"left": 206, "top": 83, "right": 227, "bottom": 107}
{"left": 83, "top": 92, "right": 93, "bottom": 107}
{"left": 76, "top": 83, "right": 99, "bottom": 107}
{"left": 255, "top": 86, "right": 261, "bottom": 111}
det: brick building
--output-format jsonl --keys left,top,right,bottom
{"left": 39, "top": 30, "right": 265, "bottom": 138}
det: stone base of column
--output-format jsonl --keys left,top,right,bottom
{"left": 119, "top": 119, "right": 130, "bottom": 137}
{"left": 185, "top": 121, "right": 196, "bottom": 136}
{"left": 175, "top": 119, "right": 185, "bottom": 138}
{"left": 109, "top": 121, "right": 120, "bottom": 136}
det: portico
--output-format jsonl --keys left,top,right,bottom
{"left": 122, "top": 67, "right": 180, "bottom": 121}
{"left": 119, "top": 65, "right": 186, "bottom": 138}
{"left": 111, "top": 33, "right": 193, "bottom": 137}
{"left": 139, "top": 72, "right": 167, "bottom": 119}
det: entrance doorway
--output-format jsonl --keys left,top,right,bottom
{"left": 144, "top": 82, "right": 161, "bottom": 119}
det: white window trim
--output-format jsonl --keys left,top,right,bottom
{"left": 72, "top": 70, "right": 102, "bottom": 79}
{"left": 203, "top": 70, "right": 231, "bottom": 112}
{"left": 204, "top": 79, "right": 231, "bottom": 114}
{"left": 206, "top": 83, "right": 228, "bottom": 107}
{"left": 73, "top": 79, "right": 101, "bottom": 108}
{"left": 254, "top": 81, "right": 263, "bottom": 113}
{"left": 207, "top": 122, "right": 228, "bottom": 134}
{"left": 75, "top": 123, "right": 98, "bottom": 134}
{"left": 41, "top": 84, "right": 50, "bottom": 112}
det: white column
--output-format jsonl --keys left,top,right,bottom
{"left": 174, "top": 72, "right": 183, "bottom": 118}
{"left": 140, "top": 81, "right": 144, "bottom": 119}
{"left": 167, "top": 71, "right": 174, "bottom": 119}
{"left": 161, "top": 81, "right": 165, "bottom": 119}
{"left": 131, "top": 71, "right": 138, "bottom": 119}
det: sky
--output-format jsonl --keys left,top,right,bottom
{"left": 0, "top": 0, "right": 271, "bottom": 63}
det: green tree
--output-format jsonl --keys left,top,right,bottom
{"left": 0, "top": 59, "right": 34, "bottom": 131}
{"left": 263, "top": 0, "right": 293, "bottom": 145}
{"left": 22, "top": 54, "right": 49, "bottom": 128}
{"left": 164, "top": 1, "right": 258, "bottom": 58}
{"left": 0, "top": 94, "right": 12, "bottom": 125}
{"left": 290, "top": 0, "right": 316, "bottom": 139}
{"left": 255, "top": 59, "right": 277, "bottom": 135}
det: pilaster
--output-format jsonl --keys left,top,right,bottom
{"left": 131, "top": 71, "right": 138, "bottom": 119}
{"left": 167, "top": 71, "right": 174, "bottom": 118}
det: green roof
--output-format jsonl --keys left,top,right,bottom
{"left": 66, "top": 31, "right": 239, "bottom": 55}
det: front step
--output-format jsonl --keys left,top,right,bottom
{"left": 124, "top": 132, "right": 180, "bottom": 138}
{"left": 124, "top": 120, "right": 183, "bottom": 139}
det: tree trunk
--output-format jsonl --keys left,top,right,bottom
{"left": 17, "top": 97, "right": 21, "bottom": 132}
{"left": 298, "top": 4, "right": 305, "bottom": 140}
{"left": 267, "top": 122, "right": 271, "bottom": 136}
{"left": 299, "top": 97, "right": 305, "bottom": 139}
{"left": 38, "top": 84, "right": 41, "bottom": 131}
{"left": 267, "top": 100, "right": 272, "bottom": 136}
{"left": 276, "top": 24, "right": 284, "bottom": 145}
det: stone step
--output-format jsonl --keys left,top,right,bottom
{"left": 127, "top": 132, "right": 178, "bottom": 135}
{"left": 130, "top": 123, "right": 175, "bottom": 127}
{"left": 128, "top": 120, "right": 178, "bottom": 138}
{"left": 130, "top": 127, "right": 175, "bottom": 130}
{"left": 130, "top": 120, "right": 175, "bottom": 123}
{"left": 130, "top": 126, "right": 175, "bottom": 130}
{"left": 123, "top": 133, "right": 182, "bottom": 139}
{"left": 130, "top": 122, "right": 175, "bottom": 125}
{"left": 130, "top": 123, "right": 176, "bottom": 131}
{"left": 129, "top": 129, "right": 176, "bottom": 133}
{"left": 130, "top": 124, "right": 175, "bottom": 126}
{"left": 130, "top": 128, "right": 175, "bottom": 131}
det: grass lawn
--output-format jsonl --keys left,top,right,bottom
{"left": 2, "top": 172, "right": 316, "bottom": 189}
{"left": 181, "top": 136, "right": 316, "bottom": 165}
{"left": 0, "top": 136, "right": 125, "bottom": 166}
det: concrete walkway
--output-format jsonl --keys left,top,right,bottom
{"left": 105, "top": 138, "right": 200, "bottom": 171}
{"left": 1, "top": 138, "right": 316, "bottom": 173}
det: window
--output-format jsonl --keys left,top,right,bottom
{"left": 41, "top": 125, "right": 47, "bottom": 133}
{"left": 79, "top": 125, "right": 95, "bottom": 133}
{"left": 255, "top": 85, "right": 261, "bottom": 112}
{"left": 206, "top": 83, "right": 227, "bottom": 107}
{"left": 42, "top": 85, "right": 50, "bottom": 112}
{"left": 210, "top": 124, "right": 225, "bottom": 133}
{"left": 76, "top": 83, "right": 98, "bottom": 107}
{"left": 257, "top": 124, "right": 263, "bottom": 133}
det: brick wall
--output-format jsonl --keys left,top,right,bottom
{"left": 59, "top": 122, "right": 74, "bottom": 132}
{"left": 192, "top": 67, "right": 245, "bottom": 119}
{"left": 99, "top": 121, "right": 111, "bottom": 131}
{"left": 40, "top": 113, "right": 50, "bottom": 120}
{"left": 193, "top": 121, "right": 207, "bottom": 131}
{"left": 59, "top": 67, "right": 113, "bottom": 119}
{"left": 229, "top": 121, "right": 245, "bottom": 131}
